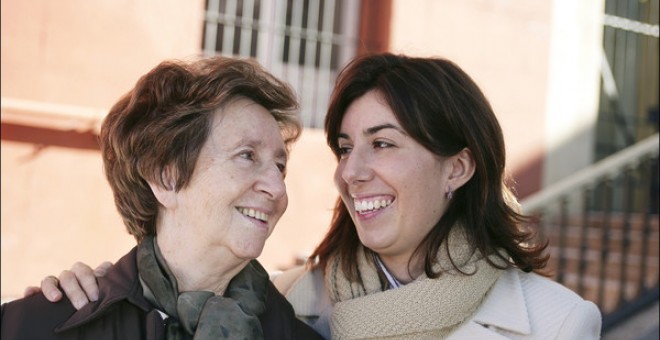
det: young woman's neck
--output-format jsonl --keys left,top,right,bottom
{"left": 377, "top": 252, "right": 425, "bottom": 284}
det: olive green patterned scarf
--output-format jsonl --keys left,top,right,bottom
{"left": 137, "top": 235, "right": 268, "bottom": 340}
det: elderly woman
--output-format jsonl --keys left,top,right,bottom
{"left": 29, "top": 53, "right": 602, "bottom": 339}
{"left": 1, "top": 56, "right": 322, "bottom": 339}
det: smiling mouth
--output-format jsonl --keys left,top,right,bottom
{"left": 237, "top": 207, "right": 270, "bottom": 222}
{"left": 353, "top": 198, "right": 393, "bottom": 214}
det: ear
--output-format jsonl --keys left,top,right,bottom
{"left": 447, "top": 147, "right": 475, "bottom": 191}
{"left": 147, "top": 166, "right": 178, "bottom": 209}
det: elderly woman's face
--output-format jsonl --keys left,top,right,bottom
{"left": 169, "top": 98, "right": 289, "bottom": 261}
{"left": 333, "top": 90, "right": 452, "bottom": 262}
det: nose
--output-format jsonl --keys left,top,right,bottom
{"left": 255, "top": 163, "right": 287, "bottom": 200}
{"left": 339, "top": 148, "right": 373, "bottom": 185}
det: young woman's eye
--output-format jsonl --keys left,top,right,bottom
{"left": 276, "top": 162, "right": 287, "bottom": 174}
{"left": 337, "top": 146, "right": 352, "bottom": 157}
{"left": 373, "top": 141, "right": 393, "bottom": 149}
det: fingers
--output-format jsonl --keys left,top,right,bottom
{"left": 39, "top": 275, "right": 63, "bottom": 302}
{"left": 23, "top": 286, "right": 43, "bottom": 298}
{"left": 58, "top": 269, "right": 90, "bottom": 309}
{"left": 60, "top": 261, "right": 102, "bottom": 310}
{"left": 33, "top": 260, "right": 109, "bottom": 310}
{"left": 93, "top": 261, "right": 113, "bottom": 277}
{"left": 71, "top": 262, "right": 101, "bottom": 302}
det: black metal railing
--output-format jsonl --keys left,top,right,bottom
{"left": 522, "top": 134, "right": 659, "bottom": 333}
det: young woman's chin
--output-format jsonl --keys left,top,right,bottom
{"left": 356, "top": 230, "right": 395, "bottom": 254}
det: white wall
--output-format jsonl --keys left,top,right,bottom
{"left": 543, "top": 0, "right": 605, "bottom": 186}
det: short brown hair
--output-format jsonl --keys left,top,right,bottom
{"left": 101, "top": 57, "right": 300, "bottom": 242}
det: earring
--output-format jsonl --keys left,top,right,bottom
{"left": 446, "top": 187, "right": 453, "bottom": 200}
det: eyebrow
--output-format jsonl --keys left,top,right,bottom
{"left": 337, "top": 123, "right": 406, "bottom": 140}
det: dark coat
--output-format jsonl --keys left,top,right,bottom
{"left": 1, "top": 247, "right": 322, "bottom": 340}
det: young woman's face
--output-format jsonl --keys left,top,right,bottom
{"left": 334, "top": 90, "right": 453, "bottom": 262}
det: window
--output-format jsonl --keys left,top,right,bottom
{"left": 593, "top": 0, "right": 659, "bottom": 212}
{"left": 203, "top": 0, "right": 361, "bottom": 127}
{"left": 596, "top": 0, "right": 659, "bottom": 159}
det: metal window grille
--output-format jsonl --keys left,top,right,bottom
{"left": 594, "top": 0, "right": 659, "bottom": 213}
{"left": 203, "top": 0, "right": 361, "bottom": 128}
{"left": 596, "top": 0, "right": 659, "bottom": 159}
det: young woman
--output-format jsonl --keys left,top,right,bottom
{"left": 31, "top": 53, "right": 602, "bottom": 339}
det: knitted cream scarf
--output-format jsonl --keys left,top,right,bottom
{"left": 326, "top": 227, "right": 504, "bottom": 339}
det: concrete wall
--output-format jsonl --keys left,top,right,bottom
{"left": 388, "top": 0, "right": 554, "bottom": 198}
{"left": 387, "top": 0, "right": 605, "bottom": 193}
{"left": 1, "top": 0, "right": 205, "bottom": 108}
{"left": 1, "top": 0, "right": 606, "bottom": 300}
{"left": 1, "top": 0, "right": 204, "bottom": 298}
{"left": 1, "top": 0, "right": 336, "bottom": 299}
{"left": 543, "top": 0, "right": 604, "bottom": 187}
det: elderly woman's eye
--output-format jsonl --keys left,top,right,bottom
{"left": 239, "top": 151, "right": 255, "bottom": 160}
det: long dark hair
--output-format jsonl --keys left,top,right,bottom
{"left": 309, "top": 53, "right": 548, "bottom": 281}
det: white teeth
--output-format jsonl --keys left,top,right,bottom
{"left": 238, "top": 208, "right": 269, "bottom": 222}
{"left": 354, "top": 199, "right": 392, "bottom": 213}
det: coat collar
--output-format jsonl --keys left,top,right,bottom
{"left": 284, "top": 266, "right": 331, "bottom": 316}
{"left": 455, "top": 269, "right": 531, "bottom": 337}
{"left": 286, "top": 266, "right": 533, "bottom": 338}
{"left": 55, "top": 246, "right": 154, "bottom": 332}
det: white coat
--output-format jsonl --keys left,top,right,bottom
{"left": 273, "top": 266, "right": 602, "bottom": 339}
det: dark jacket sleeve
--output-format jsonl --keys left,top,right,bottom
{"left": 260, "top": 281, "right": 324, "bottom": 340}
{"left": 1, "top": 293, "right": 76, "bottom": 340}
